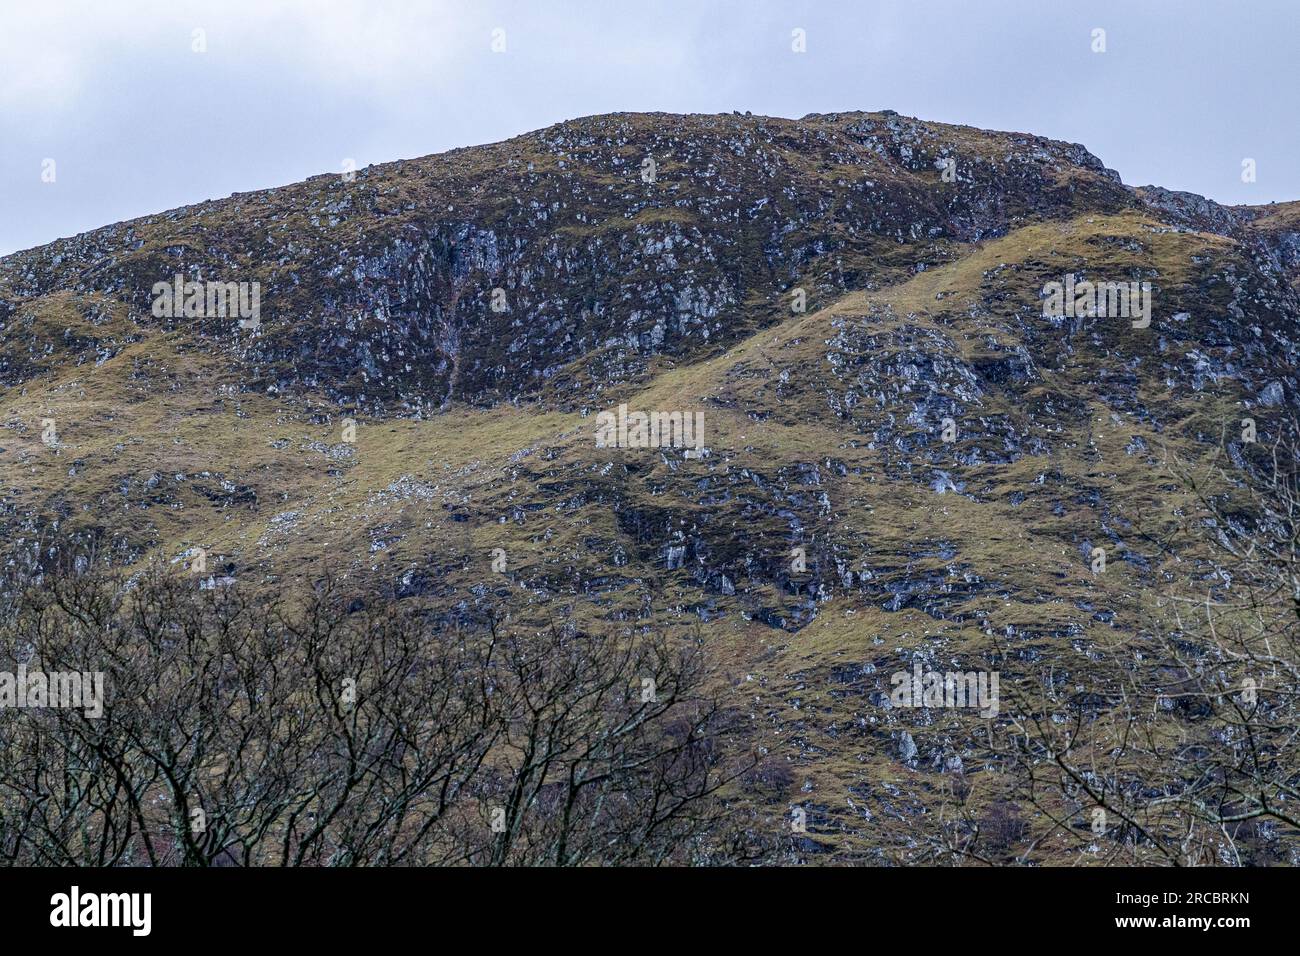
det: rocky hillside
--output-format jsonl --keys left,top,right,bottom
{"left": 3, "top": 110, "right": 1298, "bottom": 863}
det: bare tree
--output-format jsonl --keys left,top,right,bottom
{"left": 0, "top": 559, "right": 755, "bottom": 866}
{"left": 955, "top": 420, "right": 1300, "bottom": 866}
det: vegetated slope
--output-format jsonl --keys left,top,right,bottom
{"left": 2, "top": 110, "right": 1298, "bottom": 863}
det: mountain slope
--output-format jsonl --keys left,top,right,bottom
{"left": 3, "top": 110, "right": 1298, "bottom": 863}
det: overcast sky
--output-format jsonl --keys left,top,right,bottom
{"left": 1, "top": 0, "right": 1296, "bottom": 256}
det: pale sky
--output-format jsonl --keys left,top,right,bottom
{"left": 1, "top": 0, "right": 1296, "bottom": 256}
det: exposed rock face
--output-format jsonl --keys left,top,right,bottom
{"left": 1, "top": 111, "right": 1141, "bottom": 414}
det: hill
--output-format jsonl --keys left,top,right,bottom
{"left": 3, "top": 110, "right": 1298, "bottom": 864}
